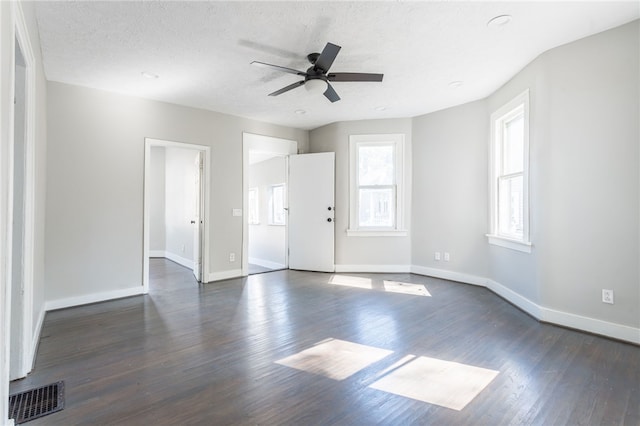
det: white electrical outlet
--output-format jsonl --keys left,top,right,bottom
{"left": 229, "top": 252, "right": 235, "bottom": 262}
{"left": 602, "top": 289, "right": 614, "bottom": 304}
{"left": 444, "top": 252, "right": 450, "bottom": 262}
{"left": 181, "top": 244, "right": 185, "bottom": 253}
{"left": 434, "top": 252, "right": 441, "bottom": 261}
{"left": 232, "top": 209, "right": 242, "bottom": 217}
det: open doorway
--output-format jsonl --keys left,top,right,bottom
{"left": 143, "top": 138, "right": 210, "bottom": 293}
{"left": 242, "top": 133, "right": 297, "bottom": 276}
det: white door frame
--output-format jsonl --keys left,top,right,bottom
{"left": 242, "top": 133, "right": 297, "bottom": 276}
{"left": 4, "top": 1, "right": 37, "bottom": 383}
{"left": 143, "top": 138, "right": 211, "bottom": 292}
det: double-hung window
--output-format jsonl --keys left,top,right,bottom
{"left": 348, "top": 134, "right": 406, "bottom": 236}
{"left": 488, "top": 90, "right": 531, "bottom": 252}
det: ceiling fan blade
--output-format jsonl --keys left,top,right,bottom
{"left": 328, "top": 73, "right": 384, "bottom": 82}
{"left": 323, "top": 83, "right": 340, "bottom": 103}
{"left": 268, "top": 80, "right": 306, "bottom": 96}
{"left": 314, "top": 42, "right": 341, "bottom": 72}
{"left": 251, "top": 61, "right": 307, "bottom": 76}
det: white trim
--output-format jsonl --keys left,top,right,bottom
{"left": 410, "top": 265, "right": 487, "bottom": 287}
{"left": 486, "top": 279, "right": 542, "bottom": 319}
{"left": 346, "top": 230, "right": 408, "bottom": 237}
{"left": 5, "top": 0, "right": 37, "bottom": 382}
{"left": 143, "top": 138, "right": 211, "bottom": 291}
{"left": 248, "top": 257, "right": 286, "bottom": 270}
{"left": 486, "top": 234, "right": 533, "bottom": 253}
{"left": 335, "top": 264, "right": 411, "bottom": 273}
{"left": 149, "top": 250, "right": 165, "bottom": 258}
{"left": 164, "top": 251, "right": 194, "bottom": 270}
{"left": 44, "top": 286, "right": 144, "bottom": 312}
{"left": 540, "top": 307, "right": 640, "bottom": 345}
{"left": 208, "top": 269, "right": 243, "bottom": 282}
{"left": 411, "top": 264, "right": 639, "bottom": 344}
{"left": 349, "top": 134, "right": 405, "bottom": 234}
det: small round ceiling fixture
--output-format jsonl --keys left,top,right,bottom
{"left": 141, "top": 71, "right": 159, "bottom": 79}
{"left": 487, "top": 14, "right": 512, "bottom": 29}
{"left": 448, "top": 81, "right": 463, "bottom": 89}
{"left": 294, "top": 109, "right": 306, "bottom": 115}
{"left": 374, "top": 106, "right": 387, "bottom": 111}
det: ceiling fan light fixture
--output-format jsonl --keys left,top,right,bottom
{"left": 304, "top": 78, "right": 328, "bottom": 95}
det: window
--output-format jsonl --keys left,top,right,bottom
{"left": 269, "top": 183, "right": 286, "bottom": 226}
{"left": 488, "top": 90, "right": 531, "bottom": 252}
{"left": 248, "top": 187, "right": 259, "bottom": 225}
{"left": 348, "top": 134, "right": 406, "bottom": 236}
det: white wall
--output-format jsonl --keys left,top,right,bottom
{"left": 411, "top": 99, "right": 490, "bottom": 281}
{"left": 309, "top": 118, "right": 413, "bottom": 270}
{"left": 248, "top": 156, "right": 286, "bottom": 269}
{"left": 45, "top": 81, "right": 308, "bottom": 304}
{"left": 149, "top": 147, "right": 165, "bottom": 252}
{"left": 410, "top": 20, "right": 639, "bottom": 341}
{"left": 164, "top": 147, "right": 197, "bottom": 266}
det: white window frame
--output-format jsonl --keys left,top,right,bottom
{"left": 348, "top": 134, "right": 407, "bottom": 237}
{"left": 268, "top": 183, "right": 286, "bottom": 226}
{"left": 248, "top": 187, "right": 259, "bottom": 225}
{"left": 487, "top": 90, "right": 532, "bottom": 253}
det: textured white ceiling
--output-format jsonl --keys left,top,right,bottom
{"left": 34, "top": 1, "right": 639, "bottom": 130}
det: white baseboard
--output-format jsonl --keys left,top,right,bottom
{"left": 164, "top": 251, "right": 194, "bottom": 270}
{"left": 486, "top": 279, "right": 543, "bottom": 319}
{"left": 540, "top": 307, "right": 640, "bottom": 345}
{"left": 149, "top": 250, "right": 165, "bottom": 258}
{"left": 45, "top": 286, "right": 144, "bottom": 311}
{"left": 411, "top": 264, "right": 639, "bottom": 345}
{"left": 249, "top": 257, "right": 286, "bottom": 270}
{"left": 410, "top": 265, "right": 487, "bottom": 287}
{"left": 208, "top": 269, "right": 243, "bottom": 282}
{"left": 335, "top": 264, "right": 411, "bottom": 273}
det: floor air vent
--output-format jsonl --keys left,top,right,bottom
{"left": 9, "top": 381, "right": 64, "bottom": 424}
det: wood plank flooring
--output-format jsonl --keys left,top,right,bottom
{"left": 10, "top": 259, "right": 640, "bottom": 425}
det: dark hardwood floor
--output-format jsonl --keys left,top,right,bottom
{"left": 10, "top": 259, "right": 640, "bottom": 425}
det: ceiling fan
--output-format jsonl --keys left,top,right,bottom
{"left": 251, "top": 42, "right": 383, "bottom": 103}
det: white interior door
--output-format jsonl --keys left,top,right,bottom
{"left": 192, "top": 151, "right": 203, "bottom": 281}
{"left": 288, "top": 152, "right": 335, "bottom": 272}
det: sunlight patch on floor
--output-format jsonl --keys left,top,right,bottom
{"left": 329, "top": 275, "right": 373, "bottom": 289}
{"left": 275, "top": 338, "right": 393, "bottom": 380}
{"left": 369, "top": 355, "right": 499, "bottom": 410}
{"left": 383, "top": 280, "right": 431, "bottom": 297}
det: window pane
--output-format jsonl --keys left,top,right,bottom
{"left": 502, "top": 113, "right": 524, "bottom": 175}
{"left": 271, "top": 184, "right": 286, "bottom": 225}
{"left": 248, "top": 188, "right": 259, "bottom": 224}
{"left": 359, "top": 187, "right": 395, "bottom": 228}
{"left": 359, "top": 145, "right": 394, "bottom": 185}
{"left": 498, "top": 174, "right": 523, "bottom": 239}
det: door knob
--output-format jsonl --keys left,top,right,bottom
{"left": 327, "top": 218, "right": 332, "bottom": 222}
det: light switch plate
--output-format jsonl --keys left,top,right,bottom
{"left": 232, "top": 209, "right": 242, "bottom": 217}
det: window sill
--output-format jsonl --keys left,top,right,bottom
{"left": 486, "top": 234, "right": 532, "bottom": 253}
{"left": 347, "top": 229, "right": 408, "bottom": 237}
